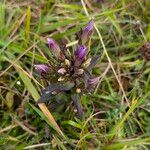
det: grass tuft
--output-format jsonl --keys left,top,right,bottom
{"left": 0, "top": 0, "right": 150, "bottom": 149}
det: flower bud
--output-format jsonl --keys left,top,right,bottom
{"left": 57, "top": 68, "right": 67, "bottom": 75}
{"left": 81, "top": 20, "right": 94, "bottom": 44}
{"left": 34, "top": 64, "right": 49, "bottom": 74}
{"left": 88, "top": 77, "right": 100, "bottom": 86}
{"left": 75, "top": 45, "right": 87, "bottom": 60}
{"left": 83, "top": 58, "right": 91, "bottom": 68}
{"left": 140, "top": 42, "right": 150, "bottom": 60}
{"left": 76, "top": 88, "right": 81, "bottom": 93}
{"left": 75, "top": 45, "right": 87, "bottom": 66}
{"left": 76, "top": 69, "right": 84, "bottom": 75}
{"left": 47, "top": 38, "right": 60, "bottom": 58}
{"left": 64, "top": 59, "right": 71, "bottom": 67}
{"left": 58, "top": 77, "right": 65, "bottom": 82}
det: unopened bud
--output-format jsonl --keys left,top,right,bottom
{"left": 76, "top": 88, "right": 81, "bottom": 93}
{"left": 75, "top": 45, "right": 87, "bottom": 67}
{"left": 76, "top": 69, "right": 84, "bottom": 75}
{"left": 57, "top": 68, "right": 67, "bottom": 75}
{"left": 75, "top": 45, "right": 87, "bottom": 60}
{"left": 73, "top": 109, "right": 77, "bottom": 113}
{"left": 81, "top": 20, "right": 94, "bottom": 44}
{"left": 52, "top": 91, "right": 57, "bottom": 95}
{"left": 58, "top": 77, "right": 65, "bottom": 82}
{"left": 64, "top": 59, "right": 71, "bottom": 67}
{"left": 34, "top": 64, "right": 49, "bottom": 74}
{"left": 47, "top": 38, "right": 60, "bottom": 58}
{"left": 88, "top": 77, "right": 100, "bottom": 86}
{"left": 83, "top": 58, "right": 91, "bottom": 68}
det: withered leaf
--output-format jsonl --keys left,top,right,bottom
{"left": 87, "top": 55, "right": 100, "bottom": 71}
{"left": 83, "top": 71, "right": 91, "bottom": 88}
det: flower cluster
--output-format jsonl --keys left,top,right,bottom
{"left": 140, "top": 42, "right": 150, "bottom": 60}
{"left": 35, "top": 20, "right": 100, "bottom": 118}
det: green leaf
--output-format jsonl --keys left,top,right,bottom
{"left": 25, "top": 6, "right": 31, "bottom": 41}
{"left": 62, "top": 120, "right": 82, "bottom": 129}
{"left": 109, "top": 100, "right": 139, "bottom": 140}
{"left": 103, "top": 138, "right": 150, "bottom": 150}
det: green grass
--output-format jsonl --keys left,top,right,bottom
{"left": 0, "top": 0, "right": 150, "bottom": 149}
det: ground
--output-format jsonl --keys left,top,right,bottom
{"left": 0, "top": 0, "right": 150, "bottom": 149}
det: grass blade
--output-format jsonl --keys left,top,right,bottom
{"left": 4, "top": 58, "right": 64, "bottom": 136}
{"left": 109, "top": 100, "right": 138, "bottom": 140}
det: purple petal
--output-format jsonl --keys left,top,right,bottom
{"left": 84, "top": 20, "right": 94, "bottom": 33}
{"left": 81, "top": 20, "right": 94, "bottom": 43}
{"left": 75, "top": 45, "right": 87, "bottom": 60}
{"left": 47, "top": 38, "right": 60, "bottom": 57}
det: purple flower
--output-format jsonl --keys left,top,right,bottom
{"left": 74, "top": 45, "right": 87, "bottom": 67}
{"left": 47, "top": 38, "right": 60, "bottom": 58}
{"left": 81, "top": 20, "right": 94, "bottom": 43}
{"left": 75, "top": 45, "right": 87, "bottom": 60}
{"left": 88, "top": 77, "right": 100, "bottom": 86}
{"left": 85, "top": 20, "right": 94, "bottom": 32}
{"left": 34, "top": 64, "right": 49, "bottom": 74}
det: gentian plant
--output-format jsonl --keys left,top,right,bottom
{"left": 35, "top": 20, "right": 100, "bottom": 118}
